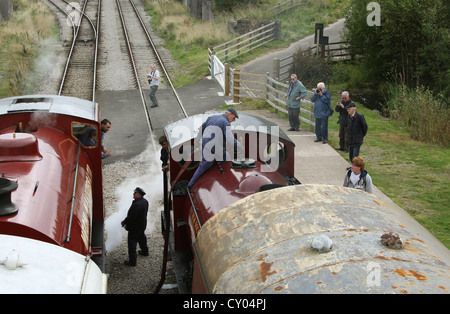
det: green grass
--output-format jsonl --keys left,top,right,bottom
{"left": 0, "top": 0, "right": 57, "bottom": 97}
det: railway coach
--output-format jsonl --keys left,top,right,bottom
{"left": 161, "top": 111, "right": 450, "bottom": 294}
{"left": 0, "top": 95, "right": 107, "bottom": 293}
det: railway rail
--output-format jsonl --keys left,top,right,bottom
{"left": 48, "top": 0, "right": 100, "bottom": 101}
{"left": 45, "top": 0, "right": 187, "bottom": 293}
{"left": 48, "top": 0, "right": 187, "bottom": 130}
{"left": 115, "top": 0, "right": 187, "bottom": 129}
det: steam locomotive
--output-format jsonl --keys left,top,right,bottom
{"left": 0, "top": 95, "right": 107, "bottom": 293}
{"left": 163, "top": 112, "right": 449, "bottom": 294}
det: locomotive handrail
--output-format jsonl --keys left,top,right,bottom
{"left": 186, "top": 187, "right": 202, "bottom": 230}
{"left": 65, "top": 142, "right": 81, "bottom": 243}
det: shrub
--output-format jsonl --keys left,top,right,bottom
{"left": 386, "top": 84, "right": 449, "bottom": 147}
{"left": 290, "top": 49, "right": 332, "bottom": 88}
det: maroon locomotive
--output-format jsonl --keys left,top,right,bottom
{"left": 0, "top": 95, "right": 107, "bottom": 293}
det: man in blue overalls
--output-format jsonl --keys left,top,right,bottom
{"left": 188, "top": 108, "right": 241, "bottom": 188}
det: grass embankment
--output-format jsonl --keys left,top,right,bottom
{"left": 0, "top": 0, "right": 57, "bottom": 97}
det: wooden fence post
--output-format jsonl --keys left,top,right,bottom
{"left": 272, "top": 58, "right": 280, "bottom": 80}
{"left": 224, "top": 63, "right": 230, "bottom": 96}
{"left": 233, "top": 70, "right": 240, "bottom": 103}
{"left": 309, "top": 103, "right": 315, "bottom": 132}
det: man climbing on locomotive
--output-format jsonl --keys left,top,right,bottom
{"left": 187, "top": 108, "right": 242, "bottom": 188}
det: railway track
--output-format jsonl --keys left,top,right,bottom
{"left": 43, "top": 0, "right": 187, "bottom": 293}
{"left": 48, "top": 0, "right": 187, "bottom": 130}
{"left": 48, "top": 0, "right": 99, "bottom": 101}
{"left": 115, "top": 0, "right": 188, "bottom": 127}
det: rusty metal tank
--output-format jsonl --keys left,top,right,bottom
{"left": 194, "top": 184, "right": 450, "bottom": 293}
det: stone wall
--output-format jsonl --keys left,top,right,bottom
{"left": 0, "top": 0, "right": 13, "bottom": 22}
{"left": 182, "top": 0, "right": 213, "bottom": 21}
{"left": 227, "top": 19, "right": 281, "bottom": 40}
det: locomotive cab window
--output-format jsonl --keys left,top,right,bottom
{"left": 72, "top": 122, "right": 98, "bottom": 148}
{"left": 263, "top": 141, "right": 287, "bottom": 166}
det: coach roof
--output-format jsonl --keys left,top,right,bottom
{"left": 0, "top": 95, "right": 98, "bottom": 122}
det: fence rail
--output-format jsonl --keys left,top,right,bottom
{"left": 273, "top": 41, "right": 351, "bottom": 82}
{"left": 232, "top": 70, "right": 316, "bottom": 131}
{"left": 265, "top": 0, "right": 305, "bottom": 16}
{"left": 208, "top": 21, "right": 277, "bottom": 68}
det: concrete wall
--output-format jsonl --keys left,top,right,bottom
{"left": 182, "top": 0, "right": 213, "bottom": 21}
{"left": 0, "top": 0, "right": 13, "bottom": 22}
{"left": 227, "top": 19, "right": 281, "bottom": 40}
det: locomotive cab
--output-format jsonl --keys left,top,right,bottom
{"left": 163, "top": 112, "right": 300, "bottom": 292}
{"left": 0, "top": 95, "right": 107, "bottom": 293}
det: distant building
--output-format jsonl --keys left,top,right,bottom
{"left": 0, "top": 0, "right": 13, "bottom": 22}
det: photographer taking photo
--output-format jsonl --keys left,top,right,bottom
{"left": 311, "top": 82, "right": 333, "bottom": 144}
{"left": 335, "top": 91, "right": 355, "bottom": 152}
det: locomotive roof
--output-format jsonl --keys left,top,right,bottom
{"left": 164, "top": 112, "right": 293, "bottom": 148}
{"left": 0, "top": 95, "right": 98, "bottom": 122}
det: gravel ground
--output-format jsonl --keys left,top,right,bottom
{"left": 102, "top": 147, "right": 177, "bottom": 294}
{"left": 37, "top": 0, "right": 179, "bottom": 294}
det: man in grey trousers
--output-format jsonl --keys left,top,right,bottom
{"left": 286, "top": 74, "right": 307, "bottom": 131}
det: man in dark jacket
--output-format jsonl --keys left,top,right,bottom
{"left": 335, "top": 91, "right": 354, "bottom": 152}
{"left": 121, "top": 187, "right": 149, "bottom": 266}
{"left": 346, "top": 103, "right": 368, "bottom": 162}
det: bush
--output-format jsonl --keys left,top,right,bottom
{"left": 386, "top": 84, "right": 449, "bottom": 147}
{"left": 290, "top": 49, "right": 332, "bottom": 88}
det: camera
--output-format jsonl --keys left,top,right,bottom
{"left": 316, "top": 88, "right": 322, "bottom": 93}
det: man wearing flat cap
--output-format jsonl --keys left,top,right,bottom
{"left": 346, "top": 103, "right": 368, "bottom": 162}
{"left": 188, "top": 108, "right": 242, "bottom": 188}
{"left": 121, "top": 187, "right": 149, "bottom": 266}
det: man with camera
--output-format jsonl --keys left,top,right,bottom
{"left": 147, "top": 64, "right": 160, "bottom": 108}
{"left": 335, "top": 91, "right": 354, "bottom": 152}
{"left": 311, "top": 82, "right": 333, "bottom": 144}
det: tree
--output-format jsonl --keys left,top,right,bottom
{"left": 344, "top": 0, "right": 450, "bottom": 99}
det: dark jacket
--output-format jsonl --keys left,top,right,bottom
{"left": 123, "top": 197, "right": 148, "bottom": 234}
{"left": 160, "top": 147, "right": 169, "bottom": 167}
{"left": 347, "top": 111, "right": 368, "bottom": 146}
{"left": 335, "top": 100, "right": 355, "bottom": 126}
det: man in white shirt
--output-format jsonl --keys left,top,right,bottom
{"left": 147, "top": 65, "right": 160, "bottom": 107}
